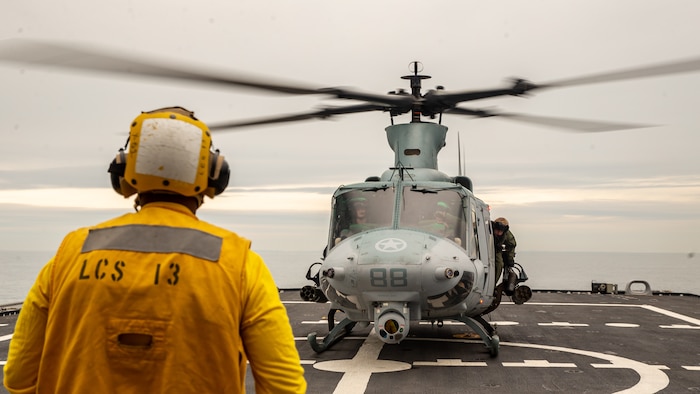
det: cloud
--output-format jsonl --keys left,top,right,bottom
{"left": 2, "top": 0, "right": 700, "bottom": 255}
{"left": 1, "top": 170, "right": 699, "bottom": 253}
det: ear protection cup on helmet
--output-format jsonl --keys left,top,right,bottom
{"left": 206, "top": 149, "right": 230, "bottom": 197}
{"left": 110, "top": 146, "right": 230, "bottom": 198}
{"left": 108, "top": 149, "right": 130, "bottom": 196}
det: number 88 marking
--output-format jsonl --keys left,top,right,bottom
{"left": 369, "top": 268, "right": 407, "bottom": 287}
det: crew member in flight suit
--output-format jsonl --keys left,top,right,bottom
{"left": 493, "top": 216, "right": 517, "bottom": 286}
{"left": 3, "top": 107, "right": 306, "bottom": 394}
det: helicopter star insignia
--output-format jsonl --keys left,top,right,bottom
{"left": 375, "top": 238, "right": 407, "bottom": 252}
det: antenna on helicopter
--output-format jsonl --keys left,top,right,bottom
{"left": 388, "top": 139, "right": 415, "bottom": 181}
{"left": 457, "top": 132, "right": 465, "bottom": 177}
{"left": 389, "top": 165, "right": 415, "bottom": 182}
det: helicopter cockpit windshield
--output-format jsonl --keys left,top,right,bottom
{"left": 330, "top": 184, "right": 468, "bottom": 248}
{"left": 400, "top": 186, "right": 466, "bottom": 247}
{"left": 330, "top": 188, "right": 395, "bottom": 245}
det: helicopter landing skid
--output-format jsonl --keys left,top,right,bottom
{"left": 455, "top": 314, "right": 500, "bottom": 357}
{"left": 308, "top": 309, "right": 358, "bottom": 353}
{"left": 308, "top": 317, "right": 357, "bottom": 353}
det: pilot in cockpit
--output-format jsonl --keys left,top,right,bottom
{"left": 422, "top": 201, "right": 462, "bottom": 246}
{"left": 336, "top": 197, "right": 376, "bottom": 244}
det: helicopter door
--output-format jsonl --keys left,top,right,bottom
{"left": 468, "top": 200, "right": 479, "bottom": 260}
{"left": 473, "top": 200, "right": 495, "bottom": 292}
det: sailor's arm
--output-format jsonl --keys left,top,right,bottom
{"left": 240, "top": 250, "right": 307, "bottom": 394}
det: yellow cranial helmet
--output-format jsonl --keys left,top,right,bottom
{"left": 109, "top": 107, "right": 229, "bottom": 199}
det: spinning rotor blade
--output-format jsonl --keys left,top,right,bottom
{"left": 3, "top": 39, "right": 698, "bottom": 129}
{"left": 446, "top": 107, "right": 656, "bottom": 132}
{"left": 318, "top": 87, "right": 414, "bottom": 108}
{"left": 0, "top": 39, "right": 412, "bottom": 108}
{"left": 423, "top": 83, "right": 533, "bottom": 108}
{"left": 424, "top": 56, "right": 700, "bottom": 110}
{"left": 497, "top": 113, "right": 656, "bottom": 132}
{"left": 0, "top": 39, "right": 323, "bottom": 95}
{"left": 541, "top": 56, "right": 700, "bottom": 88}
{"left": 208, "top": 103, "right": 389, "bottom": 131}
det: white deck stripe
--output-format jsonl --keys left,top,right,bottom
{"left": 640, "top": 305, "right": 700, "bottom": 326}
{"left": 502, "top": 359, "right": 577, "bottom": 368}
{"left": 313, "top": 331, "right": 410, "bottom": 394}
{"left": 413, "top": 359, "right": 487, "bottom": 367}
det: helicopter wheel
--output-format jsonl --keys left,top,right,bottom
{"left": 299, "top": 285, "right": 317, "bottom": 301}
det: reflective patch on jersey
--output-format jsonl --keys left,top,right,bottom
{"left": 82, "top": 225, "right": 222, "bottom": 262}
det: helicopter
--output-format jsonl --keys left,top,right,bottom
{"left": 2, "top": 39, "right": 700, "bottom": 357}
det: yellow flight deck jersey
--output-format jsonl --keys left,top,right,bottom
{"left": 4, "top": 202, "right": 307, "bottom": 393}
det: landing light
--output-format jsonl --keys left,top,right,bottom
{"left": 323, "top": 267, "right": 345, "bottom": 280}
{"left": 435, "top": 267, "right": 456, "bottom": 280}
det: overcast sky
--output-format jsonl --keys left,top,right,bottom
{"left": 1, "top": 0, "right": 699, "bottom": 255}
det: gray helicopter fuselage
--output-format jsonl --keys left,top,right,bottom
{"left": 320, "top": 177, "right": 496, "bottom": 342}
{"left": 314, "top": 122, "right": 498, "bottom": 344}
{"left": 318, "top": 130, "right": 498, "bottom": 342}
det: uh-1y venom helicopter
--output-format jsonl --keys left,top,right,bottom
{"left": 2, "top": 40, "right": 700, "bottom": 356}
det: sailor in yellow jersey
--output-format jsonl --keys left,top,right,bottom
{"left": 3, "top": 107, "right": 306, "bottom": 393}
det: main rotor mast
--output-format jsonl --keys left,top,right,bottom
{"left": 400, "top": 61, "right": 431, "bottom": 123}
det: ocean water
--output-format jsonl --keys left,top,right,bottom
{"left": 1, "top": 249, "right": 698, "bottom": 305}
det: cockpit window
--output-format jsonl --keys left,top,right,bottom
{"left": 400, "top": 187, "right": 466, "bottom": 247}
{"left": 330, "top": 188, "right": 395, "bottom": 246}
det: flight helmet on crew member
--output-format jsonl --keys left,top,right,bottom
{"left": 492, "top": 217, "right": 509, "bottom": 233}
{"left": 108, "top": 106, "right": 230, "bottom": 205}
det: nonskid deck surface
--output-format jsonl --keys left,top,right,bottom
{"left": 1, "top": 291, "right": 699, "bottom": 393}
{"left": 284, "top": 291, "right": 699, "bottom": 394}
